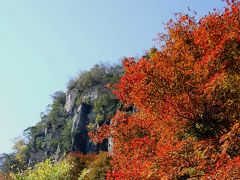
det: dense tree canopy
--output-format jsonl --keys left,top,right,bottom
{"left": 91, "top": 1, "right": 240, "bottom": 179}
{"left": 1, "top": 1, "right": 239, "bottom": 179}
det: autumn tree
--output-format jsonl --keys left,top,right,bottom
{"left": 90, "top": 1, "right": 240, "bottom": 179}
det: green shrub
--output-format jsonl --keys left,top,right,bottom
{"left": 10, "top": 159, "right": 72, "bottom": 180}
{"left": 61, "top": 119, "right": 73, "bottom": 151}
{"left": 75, "top": 96, "right": 82, "bottom": 107}
{"left": 86, "top": 123, "right": 95, "bottom": 131}
{"left": 93, "top": 93, "right": 120, "bottom": 125}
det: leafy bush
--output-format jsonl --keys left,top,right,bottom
{"left": 48, "top": 91, "right": 66, "bottom": 124}
{"left": 68, "top": 64, "right": 122, "bottom": 94}
{"left": 93, "top": 93, "right": 119, "bottom": 125}
{"left": 12, "top": 138, "right": 28, "bottom": 171}
{"left": 80, "top": 152, "right": 110, "bottom": 180}
{"left": 65, "top": 152, "right": 96, "bottom": 180}
{"left": 0, "top": 172, "right": 13, "bottom": 180}
{"left": 61, "top": 119, "right": 73, "bottom": 152}
{"left": 10, "top": 159, "right": 72, "bottom": 180}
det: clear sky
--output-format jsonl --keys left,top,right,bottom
{"left": 0, "top": 0, "right": 225, "bottom": 154}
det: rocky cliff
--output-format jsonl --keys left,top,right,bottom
{"left": 0, "top": 64, "right": 122, "bottom": 173}
{"left": 23, "top": 64, "right": 122, "bottom": 167}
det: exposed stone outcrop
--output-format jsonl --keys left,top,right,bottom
{"left": 71, "top": 103, "right": 92, "bottom": 153}
{"left": 0, "top": 155, "right": 4, "bottom": 169}
{"left": 108, "top": 135, "right": 113, "bottom": 153}
{"left": 28, "top": 151, "right": 48, "bottom": 166}
{"left": 54, "top": 144, "right": 63, "bottom": 162}
{"left": 27, "top": 86, "right": 112, "bottom": 166}
{"left": 70, "top": 87, "right": 109, "bottom": 153}
{"left": 0, "top": 64, "right": 123, "bottom": 172}
{"left": 64, "top": 89, "right": 78, "bottom": 113}
{"left": 81, "top": 86, "right": 99, "bottom": 103}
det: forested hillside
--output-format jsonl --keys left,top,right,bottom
{"left": 0, "top": 1, "right": 239, "bottom": 179}
{"left": 0, "top": 64, "right": 123, "bottom": 179}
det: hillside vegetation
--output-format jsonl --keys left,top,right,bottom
{"left": 1, "top": 1, "right": 239, "bottom": 179}
{"left": 0, "top": 64, "right": 122, "bottom": 179}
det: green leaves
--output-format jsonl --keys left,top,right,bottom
{"left": 10, "top": 159, "right": 73, "bottom": 180}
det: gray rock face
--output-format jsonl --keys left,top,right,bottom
{"left": 71, "top": 103, "right": 93, "bottom": 153}
{"left": 108, "top": 136, "right": 113, "bottom": 153}
{"left": 54, "top": 144, "right": 63, "bottom": 162}
{"left": 28, "top": 151, "right": 48, "bottom": 166}
{"left": 81, "top": 86, "right": 99, "bottom": 103}
{"left": 65, "top": 89, "right": 78, "bottom": 113}
{"left": 70, "top": 87, "right": 109, "bottom": 154}
{"left": 26, "top": 86, "right": 110, "bottom": 167}
{"left": 0, "top": 154, "right": 4, "bottom": 169}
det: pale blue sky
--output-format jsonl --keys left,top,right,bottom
{"left": 0, "top": 1, "right": 225, "bottom": 154}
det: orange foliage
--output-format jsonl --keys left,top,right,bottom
{"left": 0, "top": 172, "right": 13, "bottom": 180}
{"left": 91, "top": 1, "right": 240, "bottom": 179}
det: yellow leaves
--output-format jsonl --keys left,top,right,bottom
{"left": 11, "top": 159, "right": 73, "bottom": 180}
{"left": 12, "top": 138, "right": 28, "bottom": 168}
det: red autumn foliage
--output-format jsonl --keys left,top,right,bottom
{"left": 90, "top": 1, "right": 240, "bottom": 179}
